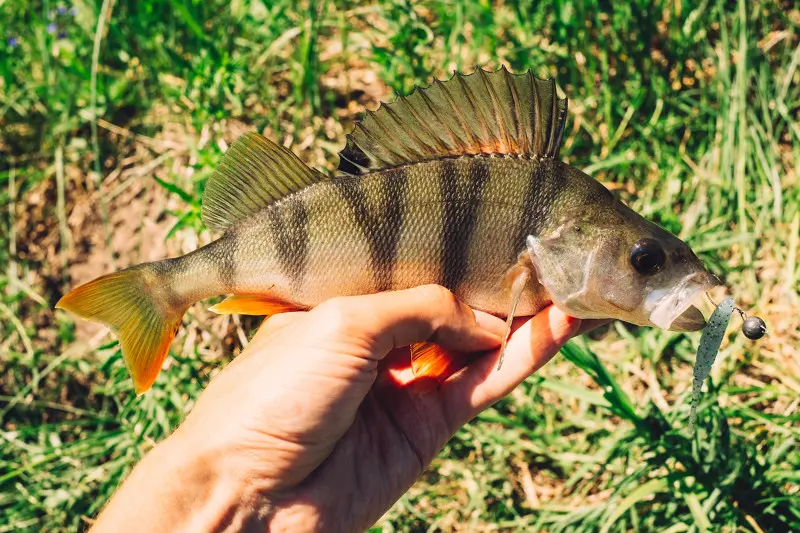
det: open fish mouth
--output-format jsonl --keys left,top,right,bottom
{"left": 646, "top": 272, "right": 722, "bottom": 331}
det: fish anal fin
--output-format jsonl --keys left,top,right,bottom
{"left": 338, "top": 66, "right": 568, "bottom": 175}
{"left": 202, "top": 133, "right": 325, "bottom": 232}
{"left": 208, "top": 294, "right": 301, "bottom": 316}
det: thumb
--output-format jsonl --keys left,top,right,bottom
{"left": 309, "top": 285, "right": 507, "bottom": 359}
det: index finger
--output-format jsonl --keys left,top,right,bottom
{"left": 439, "top": 305, "right": 584, "bottom": 427}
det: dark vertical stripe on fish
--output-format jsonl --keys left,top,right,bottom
{"left": 216, "top": 229, "right": 238, "bottom": 293}
{"left": 333, "top": 170, "right": 409, "bottom": 290}
{"left": 440, "top": 157, "right": 490, "bottom": 291}
{"left": 511, "top": 160, "right": 544, "bottom": 260}
{"left": 511, "top": 159, "right": 561, "bottom": 261}
{"left": 269, "top": 196, "right": 308, "bottom": 290}
{"left": 373, "top": 168, "right": 408, "bottom": 290}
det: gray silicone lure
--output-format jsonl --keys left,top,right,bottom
{"left": 689, "top": 297, "right": 735, "bottom": 431}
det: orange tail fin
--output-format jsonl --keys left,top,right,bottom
{"left": 56, "top": 266, "right": 189, "bottom": 394}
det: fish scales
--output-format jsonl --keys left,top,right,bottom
{"left": 330, "top": 166, "right": 410, "bottom": 292}
{"left": 222, "top": 155, "right": 559, "bottom": 314}
{"left": 56, "top": 67, "right": 720, "bottom": 393}
{"left": 440, "top": 158, "right": 489, "bottom": 292}
{"left": 267, "top": 195, "right": 309, "bottom": 293}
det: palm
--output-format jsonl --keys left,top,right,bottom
{"left": 198, "top": 306, "right": 574, "bottom": 532}
{"left": 276, "top": 347, "right": 468, "bottom": 532}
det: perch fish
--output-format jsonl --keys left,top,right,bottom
{"left": 57, "top": 67, "right": 721, "bottom": 393}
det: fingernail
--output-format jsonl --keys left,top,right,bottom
{"left": 576, "top": 318, "right": 612, "bottom": 336}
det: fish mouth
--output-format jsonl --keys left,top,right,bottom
{"left": 645, "top": 272, "right": 721, "bottom": 332}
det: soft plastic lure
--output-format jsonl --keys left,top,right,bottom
{"left": 689, "top": 297, "right": 735, "bottom": 431}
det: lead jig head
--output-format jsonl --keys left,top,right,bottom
{"left": 742, "top": 316, "right": 767, "bottom": 340}
{"left": 705, "top": 292, "right": 767, "bottom": 340}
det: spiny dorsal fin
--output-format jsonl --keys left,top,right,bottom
{"left": 337, "top": 66, "right": 568, "bottom": 175}
{"left": 202, "top": 132, "right": 325, "bottom": 232}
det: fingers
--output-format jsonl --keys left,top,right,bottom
{"left": 576, "top": 318, "right": 612, "bottom": 336}
{"left": 440, "top": 305, "right": 582, "bottom": 428}
{"left": 311, "top": 285, "right": 506, "bottom": 360}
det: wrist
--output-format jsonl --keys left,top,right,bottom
{"left": 91, "top": 427, "right": 274, "bottom": 533}
{"left": 161, "top": 426, "right": 274, "bottom": 532}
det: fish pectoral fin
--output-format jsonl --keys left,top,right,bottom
{"left": 496, "top": 262, "right": 533, "bottom": 370}
{"left": 208, "top": 295, "right": 302, "bottom": 316}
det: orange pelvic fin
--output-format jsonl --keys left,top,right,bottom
{"left": 410, "top": 342, "right": 469, "bottom": 385}
{"left": 208, "top": 294, "right": 301, "bottom": 316}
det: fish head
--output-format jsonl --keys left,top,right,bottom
{"left": 526, "top": 198, "right": 720, "bottom": 331}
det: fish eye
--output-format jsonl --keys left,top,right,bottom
{"left": 629, "top": 238, "right": 666, "bottom": 275}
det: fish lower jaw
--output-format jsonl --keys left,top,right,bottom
{"left": 645, "top": 278, "right": 716, "bottom": 331}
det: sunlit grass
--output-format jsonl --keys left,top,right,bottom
{"left": 1, "top": 0, "right": 798, "bottom": 531}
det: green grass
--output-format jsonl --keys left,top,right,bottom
{"left": 2, "top": 0, "right": 799, "bottom": 531}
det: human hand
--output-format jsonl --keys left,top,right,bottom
{"left": 90, "top": 285, "right": 595, "bottom": 533}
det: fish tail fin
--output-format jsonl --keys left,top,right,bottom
{"left": 56, "top": 263, "right": 190, "bottom": 394}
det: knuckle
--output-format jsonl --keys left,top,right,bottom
{"left": 415, "top": 285, "right": 468, "bottom": 332}
{"left": 417, "top": 284, "right": 458, "bottom": 307}
{"left": 314, "top": 296, "right": 360, "bottom": 332}
{"left": 263, "top": 313, "right": 292, "bottom": 330}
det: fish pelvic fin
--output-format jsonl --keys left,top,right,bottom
{"left": 338, "top": 66, "right": 568, "bottom": 175}
{"left": 55, "top": 265, "right": 190, "bottom": 395}
{"left": 410, "top": 342, "right": 481, "bottom": 385}
{"left": 202, "top": 132, "right": 326, "bottom": 232}
{"left": 208, "top": 294, "right": 302, "bottom": 316}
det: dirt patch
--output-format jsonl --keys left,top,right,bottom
{"left": 10, "top": 114, "right": 198, "bottom": 349}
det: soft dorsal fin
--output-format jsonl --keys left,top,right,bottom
{"left": 337, "top": 66, "right": 568, "bottom": 175}
{"left": 202, "top": 132, "right": 325, "bottom": 232}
